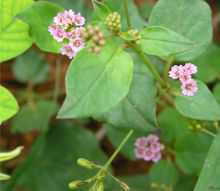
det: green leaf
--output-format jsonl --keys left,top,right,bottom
{"left": 0, "top": 0, "right": 33, "bottom": 62}
{"left": 174, "top": 175, "right": 196, "bottom": 191}
{"left": 175, "top": 131, "right": 212, "bottom": 175}
{"left": 5, "top": 123, "right": 107, "bottom": 191}
{"left": 12, "top": 100, "right": 58, "bottom": 133}
{"left": 12, "top": 50, "right": 49, "bottom": 84}
{"left": 47, "top": 0, "right": 92, "bottom": 19}
{"left": 214, "top": 83, "right": 220, "bottom": 104}
{"left": 0, "top": 86, "right": 19, "bottom": 124}
{"left": 194, "top": 133, "right": 220, "bottom": 191}
{"left": 140, "top": 26, "right": 196, "bottom": 60}
{"left": 105, "top": 124, "right": 144, "bottom": 160}
{"left": 18, "top": 1, "right": 63, "bottom": 53}
{"left": 148, "top": 160, "right": 179, "bottom": 190}
{"left": 194, "top": 44, "right": 220, "bottom": 83}
{"left": 121, "top": 175, "right": 149, "bottom": 191}
{"left": 158, "top": 107, "right": 190, "bottom": 144}
{"left": 58, "top": 42, "right": 133, "bottom": 118}
{"left": 149, "top": 0, "right": 212, "bottom": 61}
{"left": 99, "top": 61, "right": 157, "bottom": 131}
{"left": 175, "top": 81, "right": 220, "bottom": 121}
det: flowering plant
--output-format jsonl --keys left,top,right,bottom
{"left": 0, "top": 0, "right": 220, "bottom": 191}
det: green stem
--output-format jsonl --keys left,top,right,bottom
{"left": 103, "top": 130, "right": 133, "bottom": 170}
{"left": 91, "top": 0, "right": 96, "bottom": 9}
{"left": 132, "top": 45, "right": 167, "bottom": 88}
{"left": 123, "top": 0, "right": 131, "bottom": 29}
{"left": 157, "top": 84, "right": 174, "bottom": 106}
{"left": 201, "top": 128, "right": 216, "bottom": 137}
{"left": 163, "top": 57, "right": 174, "bottom": 82}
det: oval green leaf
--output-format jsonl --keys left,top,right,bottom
{"left": 149, "top": 0, "right": 212, "bottom": 61}
{"left": 58, "top": 42, "right": 133, "bottom": 118}
{"left": 175, "top": 81, "right": 220, "bottom": 121}
{"left": 99, "top": 61, "right": 157, "bottom": 131}
{"left": 140, "top": 26, "right": 195, "bottom": 60}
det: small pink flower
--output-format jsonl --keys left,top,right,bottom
{"left": 169, "top": 63, "right": 198, "bottom": 96}
{"left": 49, "top": 10, "right": 86, "bottom": 59}
{"left": 181, "top": 79, "right": 198, "bottom": 96}
{"left": 152, "top": 152, "right": 162, "bottom": 162}
{"left": 54, "top": 10, "right": 75, "bottom": 27}
{"left": 54, "top": 12, "right": 66, "bottom": 26}
{"left": 178, "top": 65, "right": 192, "bottom": 83}
{"left": 149, "top": 142, "right": 161, "bottom": 153}
{"left": 135, "top": 137, "right": 148, "bottom": 148}
{"left": 72, "top": 38, "right": 84, "bottom": 48}
{"left": 48, "top": 24, "right": 66, "bottom": 42}
{"left": 169, "top": 65, "right": 181, "bottom": 79}
{"left": 145, "top": 134, "right": 159, "bottom": 143}
{"left": 66, "top": 27, "right": 84, "bottom": 39}
{"left": 63, "top": 10, "right": 75, "bottom": 25}
{"left": 143, "top": 149, "right": 155, "bottom": 161}
{"left": 184, "top": 63, "right": 197, "bottom": 75}
{"left": 60, "top": 44, "right": 77, "bottom": 59}
{"left": 135, "top": 147, "right": 146, "bottom": 159}
{"left": 74, "top": 13, "right": 85, "bottom": 26}
{"left": 134, "top": 134, "right": 163, "bottom": 163}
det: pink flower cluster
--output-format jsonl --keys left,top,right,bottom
{"left": 48, "top": 10, "right": 85, "bottom": 59}
{"left": 169, "top": 63, "right": 198, "bottom": 96}
{"left": 134, "top": 134, "right": 164, "bottom": 163}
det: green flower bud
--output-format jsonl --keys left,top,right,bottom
{"left": 69, "top": 180, "right": 85, "bottom": 189}
{"left": 77, "top": 158, "right": 97, "bottom": 169}
{"left": 105, "top": 12, "right": 121, "bottom": 33}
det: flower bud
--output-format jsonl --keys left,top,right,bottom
{"left": 77, "top": 158, "right": 97, "bottom": 169}
{"left": 83, "top": 25, "right": 105, "bottom": 54}
{"left": 68, "top": 180, "right": 85, "bottom": 189}
{"left": 105, "top": 12, "right": 121, "bottom": 33}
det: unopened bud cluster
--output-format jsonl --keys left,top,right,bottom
{"left": 105, "top": 12, "right": 121, "bottom": 34}
{"left": 82, "top": 25, "right": 105, "bottom": 54}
